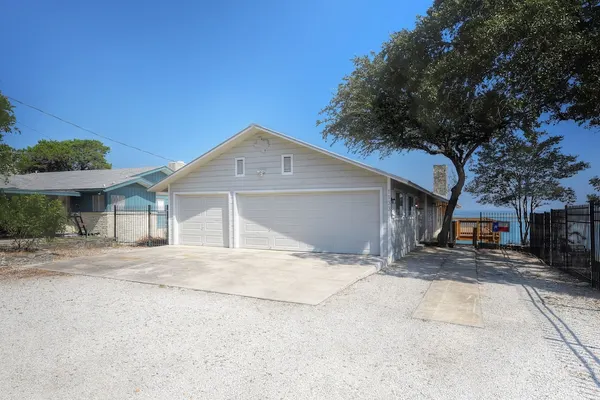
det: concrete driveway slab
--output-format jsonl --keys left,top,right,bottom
{"left": 412, "top": 248, "right": 483, "bottom": 327}
{"left": 30, "top": 246, "right": 383, "bottom": 305}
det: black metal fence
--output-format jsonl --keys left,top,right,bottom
{"left": 478, "top": 211, "right": 525, "bottom": 248}
{"left": 530, "top": 202, "right": 600, "bottom": 289}
{"left": 113, "top": 205, "right": 169, "bottom": 246}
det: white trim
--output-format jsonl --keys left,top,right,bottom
{"left": 172, "top": 191, "right": 230, "bottom": 196}
{"left": 227, "top": 192, "right": 234, "bottom": 248}
{"left": 234, "top": 187, "right": 382, "bottom": 195}
{"left": 168, "top": 184, "right": 172, "bottom": 245}
{"left": 281, "top": 154, "right": 293, "bottom": 175}
{"left": 232, "top": 191, "right": 239, "bottom": 248}
{"left": 147, "top": 124, "right": 448, "bottom": 204}
{"left": 174, "top": 192, "right": 179, "bottom": 245}
{"left": 233, "top": 187, "right": 383, "bottom": 255}
{"left": 234, "top": 157, "right": 245, "bottom": 177}
{"left": 386, "top": 177, "right": 393, "bottom": 263}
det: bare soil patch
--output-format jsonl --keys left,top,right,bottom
{"left": 0, "top": 267, "right": 66, "bottom": 280}
{"left": 0, "top": 237, "right": 138, "bottom": 269}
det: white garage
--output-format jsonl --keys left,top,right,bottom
{"left": 152, "top": 124, "right": 448, "bottom": 262}
{"left": 176, "top": 194, "right": 229, "bottom": 247}
{"left": 236, "top": 190, "right": 381, "bottom": 255}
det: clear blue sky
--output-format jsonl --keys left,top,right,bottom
{"left": 1, "top": 0, "right": 598, "bottom": 210}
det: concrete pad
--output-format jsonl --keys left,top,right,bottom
{"left": 413, "top": 249, "right": 483, "bottom": 327}
{"left": 28, "top": 246, "right": 383, "bottom": 305}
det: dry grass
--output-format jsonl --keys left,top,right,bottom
{"left": 0, "top": 245, "right": 136, "bottom": 269}
{"left": 0, "top": 267, "right": 66, "bottom": 280}
{"left": 51, "top": 246, "right": 135, "bottom": 260}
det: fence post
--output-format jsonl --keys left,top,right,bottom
{"left": 165, "top": 205, "right": 169, "bottom": 245}
{"left": 147, "top": 204, "right": 152, "bottom": 247}
{"left": 549, "top": 211, "right": 552, "bottom": 265}
{"left": 479, "top": 211, "right": 483, "bottom": 248}
{"left": 113, "top": 205, "right": 117, "bottom": 240}
{"left": 565, "top": 205, "right": 570, "bottom": 269}
{"left": 590, "top": 202, "right": 597, "bottom": 288}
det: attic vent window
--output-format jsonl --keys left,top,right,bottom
{"left": 281, "top": 154, "right": 293, "bottom": 175}
{"left": 235, "top": 157, "right": 245, "bottom": 177}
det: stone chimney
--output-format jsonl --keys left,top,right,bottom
{"left": 168, "top": 161, "right": 186, "bottom": 171}
{"left": 433, "top": 165, "right": 448, "bottom": 197}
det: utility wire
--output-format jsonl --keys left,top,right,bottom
{"left": 16, "top": 122, "right": 54, "bottom": 140}
{"left": 8, "top": 96, "right": 175, "bottom": 162}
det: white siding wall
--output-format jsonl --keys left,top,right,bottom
{"left": 169, "top": 132, "right": 390, "bottom": 256}
{"left": 170, "top": 132, "right": 387, "bottom": 192}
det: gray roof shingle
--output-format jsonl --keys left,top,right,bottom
{"left": 0, "top": 167, "right": 163, "bottom": 191}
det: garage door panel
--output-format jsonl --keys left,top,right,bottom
{"left": 243, "top": 236, "right": 270, "bottom": 247}
{"left": 243, "top": 221, "right": 269, "bottom": 233}
{"left": 204, "top": 234, "right": 225, "bottom": 246}
{"left": 238, "top": 191, "right": 380, "bottom": 255}
{"left": 180, "top": 233, "right": 203, "bottom": 246}
{"left": 273, "top": 237, "right": 300, "bottom": 248}
{"left": 177, "top": 195, "right": 228, "bottom": 247}
{"left": 181, "top": 221, "right": 204, "bottom": 229}
{"left": 205, "top": 222, "right": 223, "bottom": 232}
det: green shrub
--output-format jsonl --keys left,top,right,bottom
{"left": 0, "top": 194, "right": 67, "bottom": 250}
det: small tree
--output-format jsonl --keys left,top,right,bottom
{"left": 466, "top": 131, "right": 589, "bottom": 245}
{"left": 587, "top": 177, "right": 600, "bottom": 203}
{"left": 0, "top": 92, "right": 19, "bottom": 179}
{"left": 0, "top": 194, "right": 67, "bottom": 250}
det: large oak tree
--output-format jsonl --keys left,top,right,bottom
{"left": 427, "top": 0, "right": 600, "bottom": 127}
{"left": 318, "top": 27, "right": 526, "bottom": 246}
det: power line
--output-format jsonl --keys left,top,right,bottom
{"left": 16, "top": 122, "right": 54, "bottom": 140}
{"left": 8, "top": 96, "right": 175, "bottom": 162}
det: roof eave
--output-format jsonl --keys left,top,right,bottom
{"left": 0, "top": 189, "right": 82, "bottom": 197}
{"left": 134, "top": 166, "right": 173, "bottom": 178}
{"left": 103, "top": 177, "right": 154, "bottom": 192}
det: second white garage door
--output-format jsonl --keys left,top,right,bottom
{"left": 176, "top": 195, "right": 228, "bottom": 247}
{"left": 237, "top": 191, "right": 380, "bottom": 255}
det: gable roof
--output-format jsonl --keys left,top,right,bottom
{"left": 0, "top": 166, "right": 170, "bottom": 193}
{"left": 148, "top": 124, "right": 448, "bottom": 203}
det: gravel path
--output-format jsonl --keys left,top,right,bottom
{"left": 0, "top": 247, "right": 597, "bottom": 399}
{"left": 478, "top": 249, "right": 600, "bottom": 399}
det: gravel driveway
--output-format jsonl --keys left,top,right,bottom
{"left": 1, "top": 247, "right": 599, "bottom": 399}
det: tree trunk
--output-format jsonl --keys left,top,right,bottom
{"left": 438, "top": 162, "right": 466, "bottom": 247}
{"left": 517, "top": 200, "right": 524, "bottom": 246}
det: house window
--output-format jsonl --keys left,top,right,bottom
{"left": 156, "top": 199, "right": 165, "bottom": 211}
{"left": 92, "top": 194, "right": 105, "bottom": 212}
{"left": 408, "top": 195, "right": 414, "bottom": 216}
{"left": 111, "top": 195, "right": 125, "bottom": 210}
{"left": 235, "top": 157, "right": 245, "bottom": 177}
{"left": 281, "top": 154, "right": 293, "bottom": 175}
{"left": 395, "top": 192, "right": 404, "bottom": 218}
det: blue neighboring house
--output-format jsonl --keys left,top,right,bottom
{"left": 0, "top": 166, "right": 172, "bottom": 212}
{"left": 0, "top": 166, "right": 173, "bottom": 236}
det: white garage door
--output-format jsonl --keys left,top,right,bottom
{"left": 237, "top": 191, "right": 380, "bottom": 255}
{"left": 176, "top": 195, "right": 228, "bottom": 247}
